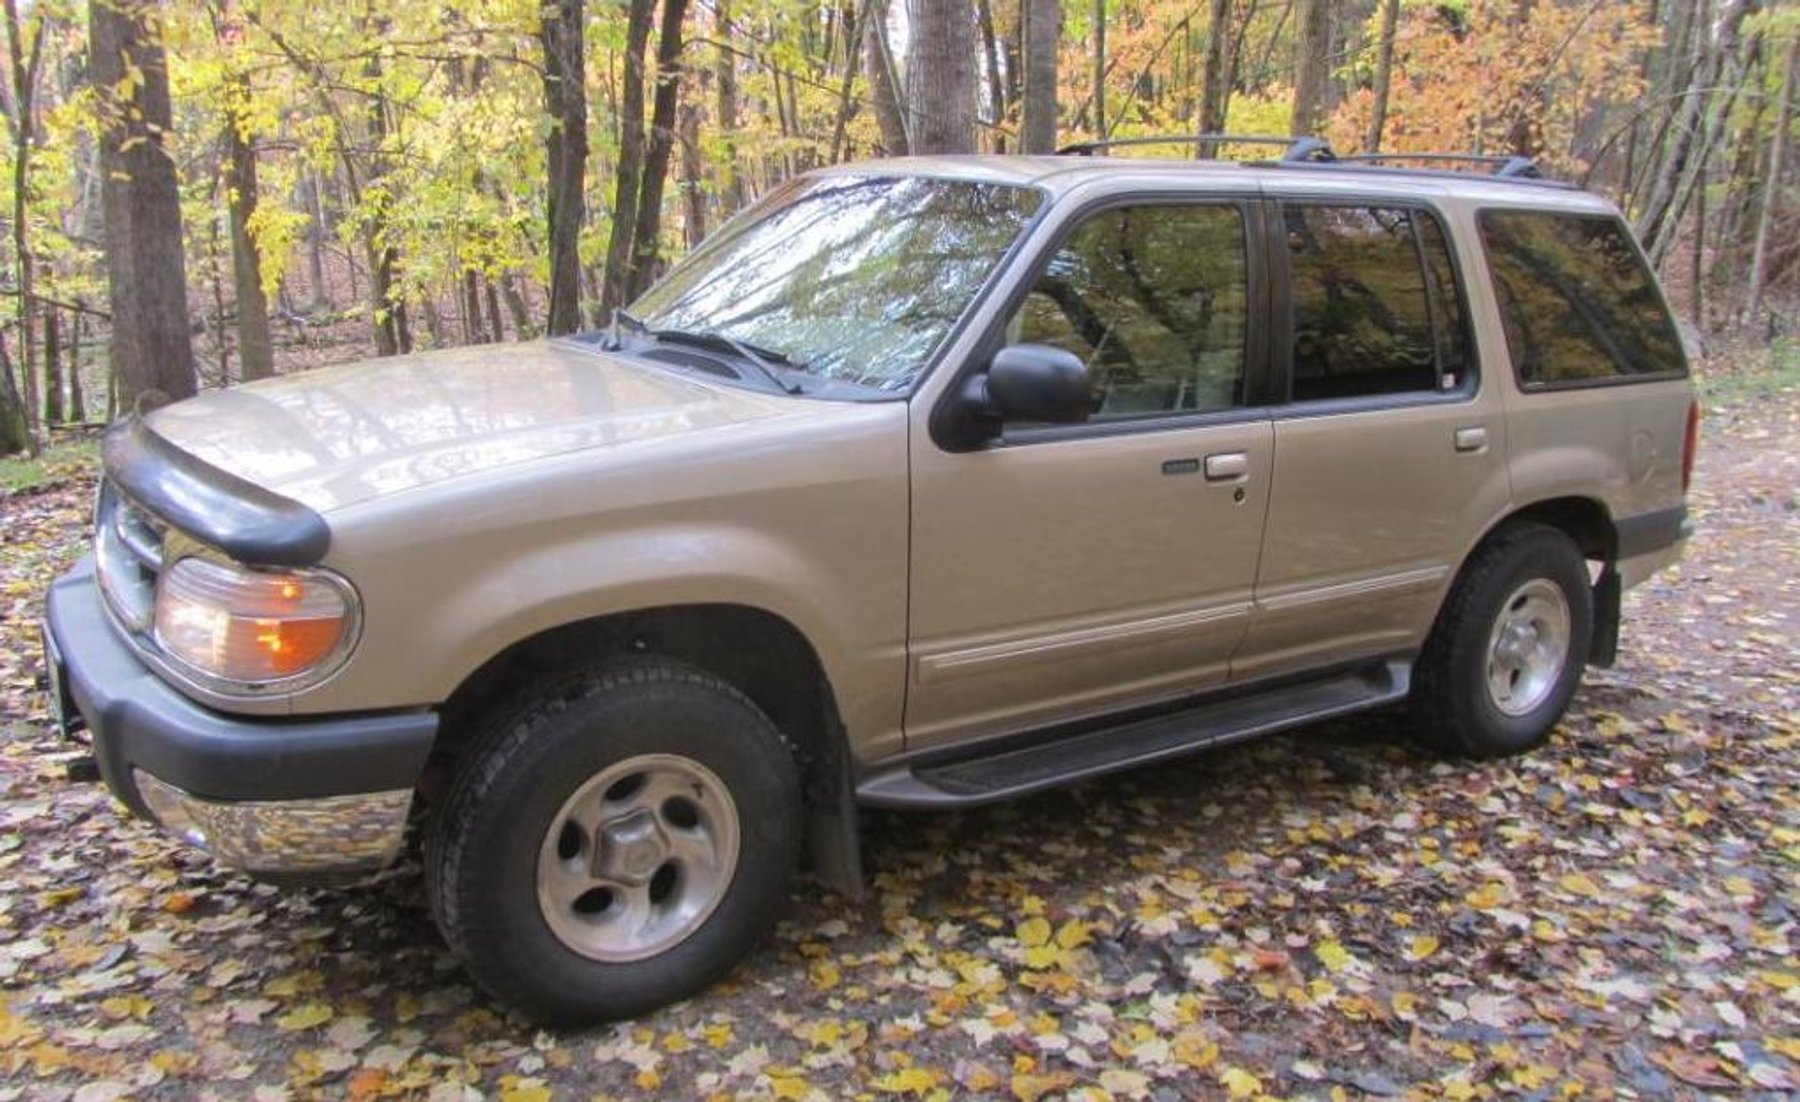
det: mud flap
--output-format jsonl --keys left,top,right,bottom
{"left": 1589, "top": 564, "right": 1621, "bottom": 667}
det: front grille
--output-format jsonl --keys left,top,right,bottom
{"left": 95, "top": 481, "right": 167, "bottom": 634}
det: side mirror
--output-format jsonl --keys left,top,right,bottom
{"left": 985, "top": 344, "right": 1091, "bottom": 424}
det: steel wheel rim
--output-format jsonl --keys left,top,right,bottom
{"left": 1484, "top": 578, "right": 1572, "bottom": 717}
{"left": 535, "top": 753, "right": 740, "bottom": 963}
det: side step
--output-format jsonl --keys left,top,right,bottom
{"left": 858, "top": 661, "right": 1410, "bottom": 809}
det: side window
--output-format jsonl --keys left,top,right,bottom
{"left": 1285, "top": 204, "right": 1470, "bottom": 402}
{"left": 1008, "top": 204, "right": 1248, "bottom": 419}
{"left": 1478, "top": 211, "right": 1687, "bottom": 386}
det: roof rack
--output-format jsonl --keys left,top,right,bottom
{"left": 1055, "top": 133, "right": 1335, "bottom": 162}
{"left": 1333, "top": 152, "right": 1542, "bottom": 179}
{"left": 1050, "top": 133, "right": 1562, "bottom": 186}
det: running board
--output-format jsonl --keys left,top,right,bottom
{"left": 858, "top": 661, "right": 1410, "bottom": 809}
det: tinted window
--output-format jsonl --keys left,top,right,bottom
{"left": 1008, "top": 205, "right": 1247, "bottom": 418}
{"left": 633, "top": 175, "right": 1042, "bottom": 391}
{"left": 1479, "top": 211, "right": 1686, "bottom": 385}
{"left": 1285, "top": 204, "right": 1469, "bottom": 401}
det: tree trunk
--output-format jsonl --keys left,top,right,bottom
{"left": 68, "top": 312, "right": 85, "bottom": 423}
{"left": 864, "top": 0, "right": 909, "bottom": 155}
{"left": 0, "top": 331, "right": 28, "bottom": 453}
{"left": 42, "top": 308, "right": 62, "bottom": 424}
{"left": 1365, "top": 0, "right": 1400, "bottom": 151}
{"left": 91, "top": 0, "right": 197, "bottom": 412}
{"left": 1197, "top": 0, "right": 1232, "bottom": 136}
{"left": 625, "top": 0, "right": 691, "bottom": 302}
{"left": 5, "top": 0, "right": 44, "bottom": 450}
{"left": 680, "top": 97, "right": 707, "bottom": 247}
{"left": 1020, "top": 0, "right": 1058, "bottom": 153}
{"left": 715, "top": 0, "right": 746, "bottom": 209}
{"left": 599, "top": 0, "right": 656, "bottom": 320}
{"left": 304, "top": 168, "right": 330, "bottom": 309}
{"left": 1290, "top": 0, "right": 1331, "bottom": 136}
{"left": 905, "top": 0, "right": 976, "bottom": 153}
{"left": 829, "top": 0, "right": 871, "bottom": 163}
{"left": 1638, "top": 0, "right": 1751, "bottom": 259}
{"left": 542, "top": 0, "right": 587, "bottom": 336}
{"left": 975, "top": 0, "right": 1005, "bottom": 146}
{"left": 1092, "top": 0, "right": 1106, "bottom": 137}
{"left": 225, "top": 117, "right": 275, "bottom": 380}
{"left": 1743, "top": 33, "right": 1797, "bottom": 328}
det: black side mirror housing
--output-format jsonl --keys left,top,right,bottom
{"left": 985, "top": 344, "right": 1091, "bottom": 424}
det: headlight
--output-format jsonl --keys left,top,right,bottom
{"left": 153, "top": 557, "right": 359, "bottom": 689}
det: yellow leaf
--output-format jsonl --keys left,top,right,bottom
{"left": 1315, "top": 939, "right": 1351, "bottom": 972}
{"left": 1760, "top": 972, "right": 1798, "bottom": 991}
{"left": 1219, "top": 1066, "right": 1262, "bottom": 1098}
{"left": 1442, "top": 1077, "right": 1478, "bottom": 1101}
{"left": 275, "top": 1003, "right": 333, "bottom": 1032}
{"left": 1054, "top": 920, "right": 1093, "bottom": 950}
{"left": 875, "top": 1066, "right": 941, "bottom": 1095}
{"left": 1765, "top": 1037, "right": 1800, "bottom": 1060}
{"left": 634, "top": 1069, "right": 662, "bottom": 1091}
{"left": 1011, "top": 1071, "right": 1075, "bottom": 1101}
{"left": 1558, "top": 873, "right": 1600, "bottom": 898}
{"left": 1022, "top": 945, "right": 1064, "bottom": 970}
{"left": 703, "top": 1022, "right": 734, "bottom": 1048}
{"left": 1173, "top": 1033, "right": 1219, "bottom": 1070}
{"left": 768, "top": 1072, "right": 811, "bottom": 1101}
{"left": 1407, "top": 934, "right": 1440, "bottom": 961}
{"left": 808, "top": 959, "right": 841, "bottom": 992}
{"left": 499, "top": 1087, "right": 552, "bottom": 1102}
{"left": 1017, "top": 916, "right": 1052, "bottom": 948}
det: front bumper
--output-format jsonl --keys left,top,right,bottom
{"left": 44, "top": 556, "right": 438, "bottom": 877}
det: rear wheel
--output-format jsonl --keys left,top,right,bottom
{"left": 426, "top": 659, "right": 801, "bottom": 1024}
{"left": 1412, "top": 524, "right": 1593, "bottom": 758}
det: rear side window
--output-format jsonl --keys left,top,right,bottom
{"left": 1284, "top": 204, "right": 1471, "bottom": 402}
{"left": 1478, "top": 211, "right": 1687, "bottom": 386}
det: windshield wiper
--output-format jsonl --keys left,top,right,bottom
{"left": 648, "top": 327, "right": 803, "bottom": 395}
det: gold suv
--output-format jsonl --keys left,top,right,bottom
{"left": 43, "top": 138, "right": 1696, "bottom": 1022}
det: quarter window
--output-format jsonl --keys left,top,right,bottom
{"left": 1007, "top": 205, "right": 1248, "bottom": 419}
{"left": 1478, "top": 211, "right": 1687, "bottom": 386}
{"left": 1285, "top": 204, "right": 1470, "bottom": 401}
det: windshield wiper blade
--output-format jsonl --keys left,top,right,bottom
{"left": 607, "top": 308, "right": 649, "bottom": 351}
{"left": 649, "top": 327, "right": 803, "bottom": 394}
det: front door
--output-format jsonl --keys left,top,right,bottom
{"left": 906, "top": 200, "right": 1274, "bottom": 749}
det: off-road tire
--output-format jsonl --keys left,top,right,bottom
{"left": 425, "top": 658, "right": 801, "bottom": 1024}
{"left": 1412, "top": 523, "right": 1593, "bottom": 759}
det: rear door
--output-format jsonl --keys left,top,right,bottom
{"left": 1233, "top": 198, "right": 1514, "bottom": 682}
{"left": 906, "top": 197, "right": 1274, "bottom": 749}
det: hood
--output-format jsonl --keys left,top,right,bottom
{"left": 143, "top": 340, "right": 797, "bottom": 512}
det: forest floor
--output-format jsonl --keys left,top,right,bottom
{"left": 0, "top": 376, "right": 1796, "bottom": 1101}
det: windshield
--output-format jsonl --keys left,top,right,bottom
{"left": 628, "top": 174, "right": 1043, "bottom": 393}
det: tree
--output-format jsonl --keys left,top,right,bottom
{"left": 91, "top": 0, "right": 196, "bottom": 411}
{"left": 1291, "top": 0, "right": 1332, "bottom": 135}
{"left": 211, "top": 3, "right": 274, "bottom": 381}
{"left": 1196, "top": 0, "right": 1232, "bottom": 136}
{"left": 1020, "top": 0, "right": 1058, "bottom": 153}
{"left": 1744, "top": 30, "right": 1798, "bottom": 328}
{"left": 599, "top": 0, "right": 656, "bottom": 320}
{"left": 3, "top": 0, "right": 45, "bottom": 451}
{"left": 542, "top": 0, "right": 587, "bottom": 335}
{"left": 864, "top": 0, "right": 908, "bottom": 155}
{"left": 1366, "top": 0, "right": 1400, "bottom": 151}
{"left": 625, "top": 0, "right": 691, "bottom": 302}
{"left": 904, "top": 0, "right": 976, "bottom": 154}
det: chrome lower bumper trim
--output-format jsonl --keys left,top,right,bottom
{"left": 133, "top": 769, "right": 411, "bottom": 875}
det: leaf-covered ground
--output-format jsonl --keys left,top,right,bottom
{"left": 1, "top": 390, "right": 1795, "bottom": 1101}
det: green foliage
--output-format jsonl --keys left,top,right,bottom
{"left": 0, "top": 437, "right": 98, "bottom": 494}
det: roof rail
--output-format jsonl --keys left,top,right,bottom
{"left": 1055, "top": 133, "right": 1335, "bottom": 163}
{"left": 1334, "top": 152, "right": 1542, "bottom": 179}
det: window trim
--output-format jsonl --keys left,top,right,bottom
{"left": 928, "top": 191, "right": 1273, "bottom": 452}
{"left": 1264, "top": 197, "right": 1481, "bottom": 414}
{"left": 1475, "top": 207, "right": 1690, "bottom": 393}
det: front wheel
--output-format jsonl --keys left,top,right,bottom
{"left": 426, "top": 660, "right": 802, "bottom": 1023}
{"left": 1412, "top": 524, "right": 1594, "bottom": 759}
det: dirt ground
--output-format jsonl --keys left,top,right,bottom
{"left": 0, "top": 385, "right": 1795, "bottom": 1101}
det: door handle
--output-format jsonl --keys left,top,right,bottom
{"left": 1204, "top": 452, "right": 1249, "bottom": 481}
{"left": 1454, "top": 427, "right": 1488, "bottom": 453}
